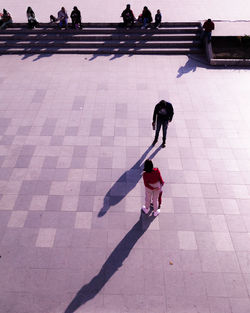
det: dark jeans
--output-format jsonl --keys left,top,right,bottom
{"left": 123, "top": 17, "right": 134, "bottom": 27}
{"left": 72, "top": 19, "right": 82, "bottom": 29}
{"left": 154, "top": 119, "right": 169, "bottom": 143}
{"left": 201, "top": 30, "right": 212, "bottom": 43}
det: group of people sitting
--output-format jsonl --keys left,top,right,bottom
{"left": 50, "top": 6, "right": 82, "bottom": 29}
{"left": 0, "top": 6, "right": 160, "bottom": 31}
{"left": 0, "top": 7, "right": 82, "bottom": 30}
{"left": 121, "top": 5, "right": 162, "bottom": 29}
{"left": 0, "top": 6, "right": 214, "bottom": 43}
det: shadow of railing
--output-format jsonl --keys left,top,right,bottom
{"left": 64, "top": 211, "right": 155, "bottom": 313}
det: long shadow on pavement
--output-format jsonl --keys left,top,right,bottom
{"left": 98, "top": 145, "right": 162, "bottom": 217}
{"left": 64, "top": 211, "right": 155, "bottom": 313}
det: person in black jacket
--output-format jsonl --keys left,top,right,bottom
{"left": 70, "top": 6, "right": 82, "bottom": 29}
{"left": 121, "top": 4, "right": 135, "bottom": 28}
{"left": 154, "top": 9, "right": 162, "bottom": 28}
{"left": 152, "top": 100, "right": 174, "bottom": 148}
{"left": 141, "top": 6, "right": 152, "bottom": 29}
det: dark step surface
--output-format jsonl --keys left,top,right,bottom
{"left": 0, "top": 34, "right": 200, "bottom": 41}
{"left": 1, "top": 28, "right": 201, "bottom": 35}
{"left": 0, "top": 47, "right": 203, "bottom": 55}
{"left": 0, "top": 40, "right": 201, "bottom": 48}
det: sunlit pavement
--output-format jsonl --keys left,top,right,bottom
{"left": 1, "top": 1, "right": 250, "bottom": 311}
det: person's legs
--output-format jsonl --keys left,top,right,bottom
{"left": 162, "top": 120, "right": 169, "bottom": 146}
{"left": 152, "top": 188, "right": 161, "bottom": 215}
{"left": 143, "top": 17, "right": 149, "bottom": 28}
{"left": 153, "top": 119, "right": 162, "bottom": 144}
{"left": 123, "top": 17, "right": 127, "bottom": 27}
{"left": 207, "top": 31, "right": 212, "bottom": 43}
{"left": 158, "top": 191, "right": 162, "bottom": 208}
{"left": 0, "top": 20, "right": 12, "bottom": 29}
{"left": 143, "top": 187, "right": 152, "bottom": 213}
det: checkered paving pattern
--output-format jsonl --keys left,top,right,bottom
{"left": 0, "top": 54, "right": 250, "bottom": 313}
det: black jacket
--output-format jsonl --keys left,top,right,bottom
{"left": 153, "top": 100, "right": 174, "bottom": 123}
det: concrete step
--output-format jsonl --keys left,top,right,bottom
{"left": 0, "top": 40, "right": 201, "bottom": 48}
{"left": 0, "top": 47, "right": 202, "bottom": 55}
{"left": 1, "top": 28, "right": 200, "bottom": 35}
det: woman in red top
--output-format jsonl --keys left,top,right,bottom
{"left": 142, "top": 159, "right": 164, "bottom": 216}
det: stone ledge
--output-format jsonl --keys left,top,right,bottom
{"left": 205, "top": 37, "right": 250, "bottom": 66}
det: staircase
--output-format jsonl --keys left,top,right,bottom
{"left": 0, "top": 22, "right": 203, "bottom": 55}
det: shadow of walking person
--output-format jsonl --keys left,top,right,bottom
{"left": 98, "top": 145, "right": 162, "bottom": 217}
{"left": 64, "top": 211, "right": 155, "bottom": 313}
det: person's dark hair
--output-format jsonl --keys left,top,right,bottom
{"left": 144, "top": 159, "right": 153, "bottom": 172}
{"left": 208, "top": 18, "right": 211, "bottom": 22}
{"left": 126, "top": 4, "right": 130, "bottom": 9}
{"left": 27, "top": 7, "right": 33, "bottom": 14}
{"left": 3, "top": 9, "right": 7, "bottom": 15}
{"left": 73, "top": 6, "right": 78, "bottom": 10}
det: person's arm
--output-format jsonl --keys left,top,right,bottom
{"left": 149, "top": 12, "right": 153, "bottom": 23}
{"left": 168, "top": 102, "right": 174, "bottom": 122}
{"left": 156, "top": 168, "right": 164, "bottom": 185}
{"left": 152, "top": 104, "right": 158, "bottom": 127}
{"left": 131, "top": 10, "right": 135, "bottom": 20}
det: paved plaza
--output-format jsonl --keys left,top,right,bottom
{"left": 1, "top": 1, "right": 250, "bottom": 312}
{"left": 0, "top": 52, "right": 250, "bottom": 313}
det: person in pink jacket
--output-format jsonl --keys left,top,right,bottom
{"left": 142, "top": 159, "right": 164, "bottom": 216}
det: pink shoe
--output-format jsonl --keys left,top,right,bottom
{"left": 154, "top": 209, "right": 160, "bottom": 217}
{"left": 142, "top": 205, "right": 149, "bottom": 214}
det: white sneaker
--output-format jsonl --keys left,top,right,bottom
{"left": 142, "top": 205, "right": 149, "bottom": 214}
{"left": 154, "top": 209, "right": 160, "bottom": 217}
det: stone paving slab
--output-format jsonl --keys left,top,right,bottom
{"left": 0, "top": 53, "right": 250, "bottom": 313}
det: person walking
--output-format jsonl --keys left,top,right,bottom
{"left": 142, "top": 159, "right": 164, "bottom": 216}
{"left": 152, "top": 100, "right": 174, "bottom": 148}
{"left": 202, "top": 18, "right": 215, "bottom": 43}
